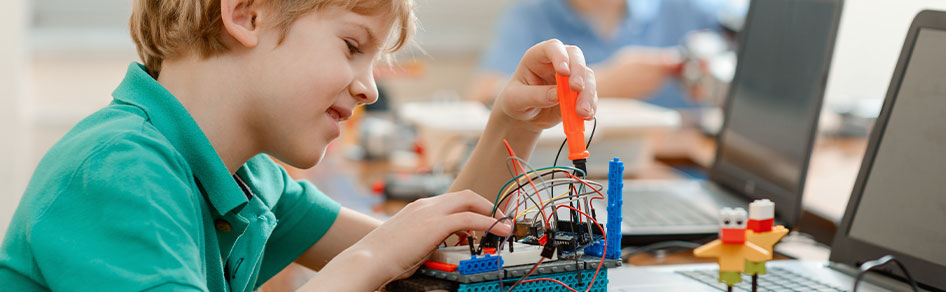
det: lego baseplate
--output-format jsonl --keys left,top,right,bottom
{"left": 387, "top": 268, "right": 610, "bottom": 292}
{"left": 408, "top": 256, "right": 620, "bottom": 284}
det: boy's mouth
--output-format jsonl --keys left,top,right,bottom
{"left": 326, "top": 106, "right": 353, "bottom": 122}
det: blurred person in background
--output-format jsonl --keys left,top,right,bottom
{"left": 470, "top": 0, "right": 741, "bottom": 108}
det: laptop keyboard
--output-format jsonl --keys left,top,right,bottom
{"left": 675, "top": 267, "right": 847, "bottom": 291}
{"left": 624, "top": 191, "right": 718, "bottom": 226}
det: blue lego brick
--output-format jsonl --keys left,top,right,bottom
{"left": 457, "top": 269, "right": 609, "bottom": 292}
{"left": 605, "top": 158, "right": 624, "bottom": 260}
{"left": 458, "top": 254, "right": 504, "bottom": 275}
{"left": 584, "top": 239, "right": 605, "bottom": 257}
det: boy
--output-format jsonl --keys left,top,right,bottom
{"left": 0, "top": 0, "right": 598, "bottom": 291}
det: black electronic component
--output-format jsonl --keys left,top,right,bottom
{"left": 556, "top": 239, "right": 580, "bottom": 259}
{"left": 480, "top": 233, "right": 500, "bottom": 250}
{"left": 571, "top": 158, "right": 587, "bottom": 175}
{"left": 541, "top": 231, "right": 557, "bottom": 259}
{"left": 554, "top": 234, "right": 577, "bottom": 253}
{"left": 528, "top": 219, "right": 544, "bottom": 238}
{"left": 467, "top": 236, "right": 476, "bottom": 255}
{"left": 541, "top": 243, "right": 557, "bottom": 259}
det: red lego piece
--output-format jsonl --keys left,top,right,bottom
{"left": 748, "top": 218, "right": 774, "bottom": 233}
{"left": 483, "top": 247, "right": 496, "bottom": 254}
{"left": 423, "top": 260, "right": 458, "bottom": 272}
{"left": 371, "top": 179, "right": 385, "bottom": 195}
{"left": 720, "top": 228, "right": 746, "bottom": 244}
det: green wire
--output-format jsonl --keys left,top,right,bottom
{"left": 491, "top": 165, "right": 587, "bottom": 215}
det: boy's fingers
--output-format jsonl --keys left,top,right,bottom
{"left": 445, "top": 212, "right": 513, "bottom": 237}
{"left": 521, "top": 39, "right": 570, "bottom": 79}
{"left": 576, "top": 67, "right": 598, "bottom": 119}
{"left": 494, "top": 209, "right": 507, "bottom": 220}
{"left": 501, "top": 84, "right": 559, "bottom": 120}
{"left": 563, "top": 45, "right": 596, "bottom": 119}
{"left": 439, "top": 190, "right": 500, "bottom": 217}
{"left": 565, "top": 46, "right": 587, "bottom": 92}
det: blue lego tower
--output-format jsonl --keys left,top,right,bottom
{"left": 585, "top": 158, "right": 623, "bottom": 260}
{"left": 604, "top": 158, "right": 623, "bottom": 259}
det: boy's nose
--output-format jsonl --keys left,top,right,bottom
{"left": 350, "top": 76, "right": 379, "bottom": 105}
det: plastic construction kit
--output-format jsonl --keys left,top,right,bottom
{"left": 693, "top": 199, "right": 790, "bottom": 292}
{"left": 389, "top": 157, "right": 625, "bottom": 292}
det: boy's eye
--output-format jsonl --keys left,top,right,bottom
{"left": 345, "top": 39, "right": 363, "bottom": 56}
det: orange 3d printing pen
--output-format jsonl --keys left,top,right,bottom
{"left": 555, "top": 73, "right": 590, "bottom": 172}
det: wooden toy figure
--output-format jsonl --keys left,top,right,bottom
{"left": 745, "top": 199, "right": 789, "bottom": 292}
{"left": 694, "top": 208, "right": 770, "bottom": 292}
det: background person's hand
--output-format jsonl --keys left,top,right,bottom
{"left": 304, "top": 190, "right": 512, "bottom": 291}
{"left": 595, "top": 46, "right": 683, "bottom": 99}
{"left": 493, "top": 39, "right": 598, "bottom": 132}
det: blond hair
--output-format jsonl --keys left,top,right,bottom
{"left": 130, "top": 0, "right": 415, "bottom": 77}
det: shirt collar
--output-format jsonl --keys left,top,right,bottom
{"left": 552, "top": 0, "right": 642, "bottom": 39}
{"left": 111, "top": 62, "right": 248, "bottom": 215}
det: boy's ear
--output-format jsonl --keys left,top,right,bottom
{"left": 220, "top": 0, "right": 261, "bottom": 48}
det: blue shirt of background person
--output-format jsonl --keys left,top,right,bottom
{"left": 473, "top": 0, "right": 729, "bottom": 109}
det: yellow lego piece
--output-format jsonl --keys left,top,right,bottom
{"left": 693, "top": 240, "right": 770, "bottom": 272}
{"left": 744, "top": 225, "right": 789, "bottom": 275}
{"left": 746, "top": 225, "right": 789, "bottom": 256}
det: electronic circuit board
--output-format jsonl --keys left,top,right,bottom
{"left": 387, "top": 158, "right": 625, "bottom": 292}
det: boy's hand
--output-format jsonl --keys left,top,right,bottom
{"left": 309, "top": 190, "right": 511, "bottom": 290}
{"left": 494, "top": 39, "right": 598, "bottom": 131}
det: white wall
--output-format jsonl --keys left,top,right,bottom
{"left": 825, "top": 0, "right": 946, "bottom": 109}
{"left": 0, "top": 0, "right": 29, "bottom": 238}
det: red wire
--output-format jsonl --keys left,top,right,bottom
{"left": 502, "top": 140, "right": 551, "bottom": 228}
{"left": 496, "top": 158, "right": 608, "bottom": 292}
{"left": 518, "top": 278, "right": 579, "bottom": 292}
{"left": 559, "top": 171, "right": 606, "bottom": 202}
{"left": 534, "top": 205, "right": 606, "bottom": 292}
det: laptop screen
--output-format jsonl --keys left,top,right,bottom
{"left": 846, "top": 28, "right": 946, "bottom": 267}
{"left": 711, "top": 0, "right": 841, "bottom": 225}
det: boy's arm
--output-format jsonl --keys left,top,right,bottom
{"left": 294, "top": 207, "right": 380, "bottom": 271}
{"left": 450, "top": 110, "right": 542, "bottom": 201}
{"left": 451, "top": 39, "right": 598, "bottom": 202}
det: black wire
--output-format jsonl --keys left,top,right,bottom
{"left": 495, "top": 169, "right": 575, "bottom": 213}
{"left": 553, "top": 139, "right": 568, "bottom": 171}
{"left": 480, "top": 216, "right": 515, "bottom": 291}
{"left": 551, "top": 117, "right": 598, "bottom": 169}
{"left": 551, "top": 117, "right": 597, "bottom": 226}
{"left": 852, "top": 255, "right": 919, "bottom": 292}
{"left": 477, "top": 216, "right": 514, "bottom": 254}
{"left": 504, "top": 257, "right": 545, "bottom": 292}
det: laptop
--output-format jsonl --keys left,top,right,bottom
{"left": 618, "top": 0, "right": 844, "bottom": 239}
{"left": 609, "top": 9, "right": 946, "bottom": 291}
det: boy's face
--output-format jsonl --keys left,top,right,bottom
{"left": 245, "top": 6, "right": 390, "bottom": 168}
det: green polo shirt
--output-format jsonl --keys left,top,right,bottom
{"left": 0, "top": 63, "right": 341, "bottom": 291}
